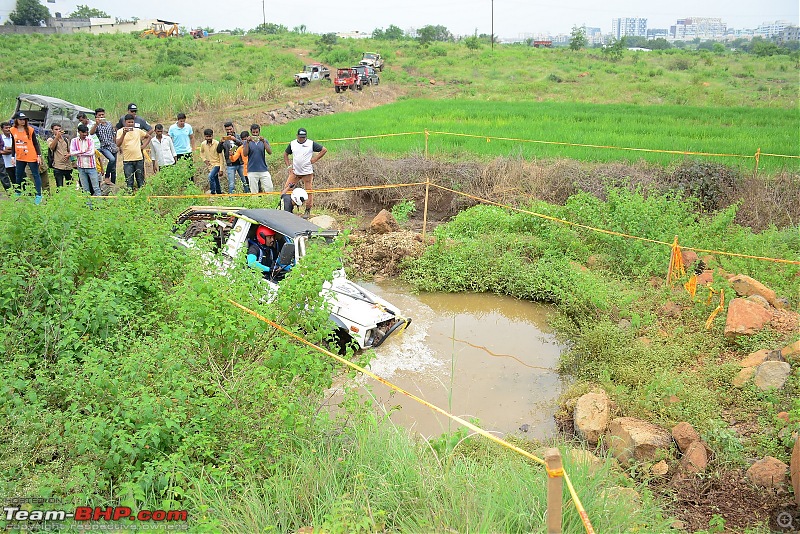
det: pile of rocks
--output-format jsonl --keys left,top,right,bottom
{"left": 263, "top": 100, "right": 335, "bottom": 124}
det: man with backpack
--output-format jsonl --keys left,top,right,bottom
{"left": 47, "top": 123, "right": 74, "bottom": 188}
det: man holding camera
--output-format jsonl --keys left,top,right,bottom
{"left": 115, "top": 114, "right": 152, "bottom": 190}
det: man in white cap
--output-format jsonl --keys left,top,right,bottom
{"left": 282, "top": 128, "right": 326, "bottom": 218}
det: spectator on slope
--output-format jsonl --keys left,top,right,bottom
{"left": 0, "top": 121, "right": 14, "bottom": 192}
{"left": 150, "top": 124, "right": 177, "bottom": 174}
{"left": 115, "top": 114, "right": 152, "bottom": 190}
{"left": 168, "top": 112, "right": 195, "bottom": 163}
{"left": 282, "top": 128, "right": 326, "bottom": 218}
{"left": 11, "top": 112, "right": 44, "bottom": 204}
{"left": 217, "top": 121, "right": 245, "bottom": 194}
{"left": 69, "top": 124, "right": 101, "bottom": 196}
{"left": 200, "top": 128, "right": 223, "bottom": 195}
{"left": 229, "top": 130, "right": 250, "bottom": 192}
{"left": 242, "top": 123, "right": 272, "bottom": 194}
{"left": 47, "top": 123, "right": 73, "bottom": 188}
{"left": 91, "top": 108, "right": 118, "bottom": 185}
{"left": 115, "top": 103, "right": 153, "bottom": 132}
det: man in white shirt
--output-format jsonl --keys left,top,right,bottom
{"left": 150, "top": 123, "right": 177, "bottom": 173}
{"left": 1, "top": 121, "right": 16, "bottom": 192}
{"left": 282, "top": 128, "right": 326, "bottom": 218}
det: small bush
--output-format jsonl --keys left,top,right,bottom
{"left": 668, "top": 160, "right": 740, "bottom": 212}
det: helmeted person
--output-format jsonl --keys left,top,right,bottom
{"left": 247, "top": 225, "right": 281, "bottom": 278}
{"left": 281, "top": 187, "right": 308, "bottom": 213}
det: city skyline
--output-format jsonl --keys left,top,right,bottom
{"left": 0, "top": 0, "right": 797, "bottom": 38}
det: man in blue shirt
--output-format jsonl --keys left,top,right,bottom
{"left": 242, "top": 123, "right": 272, "bottom": 193}
{"left": 168, "top": 113, "right": 195, "bottom": 162}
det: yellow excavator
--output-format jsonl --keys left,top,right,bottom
{"left": 141, "top": 19, "right": 180, "bottom": 38}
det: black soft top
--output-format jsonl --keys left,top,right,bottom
{"left": 239, "top": 209, "right": 325, "bottom": 237}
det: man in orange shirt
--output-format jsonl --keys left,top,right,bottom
{"left": 11, "top": 112, "right": 44, "bottom": 204}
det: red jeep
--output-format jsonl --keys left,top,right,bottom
{"left": 334, "top": 67, "right": 362, "bottom": 93}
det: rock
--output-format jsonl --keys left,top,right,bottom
{"left": 663, "top": 395, "right": 680, "bottom": 406}
{"left": 651, "top": 459, "right": 669, "bottom": 477}
{"left": 680, "top": 441, "right": 709, "bottom": 474}
{"left": 672, "top": 422, "right": 701, "bottom": 453}
{"left": 724, "top": 298, "right": 772, "bottom": 338}
{"left": 765, "top": 349, "right": 787, "bottom": 363}
{"left": 519, "top": 423, "right": 530, "bottom": 433}
{"left": 369, "top": 209, "right": 400, "bottom": 234}
{"left": 617, "top": 318, "right": 631, "bottom": 330}
{"left": 671, "top": 519, "right": 687, "bottom": 530}
{"left": 773, "top": 297, "right": 790, "bottom": 310}
{"left": 732, "top": 367, "right": 756, "bottom": 387}
{"left": 753, "top": 361, "right": 791, "bottom": 390}
{"left": 740, "top": 349, "right": 770, "bottom": 368}
{"left": 308, "top": 214, "right": 338, "bottom": 230}
{"left": 574, "top": 392, "right": 611, "bottom": 445}
{"left": 729, "top": 274, "right": 778, "bottom": 307}
{"left": 782, "top": 340, "right": 800, "bottom": 360}
{"left": 696, "top": 270, "right": 714, "bottom": 285}
{"left": 792, "top": 439, "right": 799, "bottom": 506}
{"left": 586, "top": 255, "right": 599, "bottom": 267}
{"left": 660, "top": 301, "right": 682, "bottom": 318}
{"left": 608, "top": 417, "right": 673, "bottom": 466}
{"left": 746, "top": 294, "right": 771, "bottom": 309}
{"left": 777, "top": 412, "right": 790, "bottom": 424}
{"left": 680, "top": 249, "right": 699, "bottom": 270}
{"left": 746, "top": 456, "right": 788, "bottom": 488}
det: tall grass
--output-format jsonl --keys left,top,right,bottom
{"left": 185, "top": 408, "right": 672, "bottom": 533}
{"left": 262, "top": 100, "right": 800, "bottom": 173}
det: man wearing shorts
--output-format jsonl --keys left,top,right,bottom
{"left": 282, "top": 128, "right": 326, "bottom": 218}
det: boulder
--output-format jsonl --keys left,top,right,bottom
{"left": 568, "top": 449, "right": 604, "bottom": 475}
{"left": 650, "top": 460, "right": 669, "bottom": 477}
{"left": 774, "top": 297, "right": 790, "bottom": 310}
{"left": 792, "top": 439, "right": 799, "bottom": 506}
{"left": 680, "top": 441, "right": 709, "bottom": 474}
{"left": 745, "top": 294, "right": 771, "bottom": 309}
{"left": 574, "top": 392, "right": 611, "bottom": 445}
{"left": 732, "top": 367, "right": 756, "bottom": 387}
{"left": 681, "top": 249, "right": 699, "bottom": 270}
{"left": 696, "top": 270, "right": 714, "bottom": 285}
{"left": 729, "top": 274, "right": 778, "bottom": 307}
{"left": 740, "top": 349, "right": 770, "bottom": 368}
{"left": 724, "top": 298, "right": 772, "bottom": 338}
{"left": 782, "top": 340, "right": 800, "bottom": 361}
{"left": 746, "top": 456, "right": 788, "bottom": 489}
{"left": 608, "top": 417, "right": 672, "bottom": 466}
{"left": 308, "top": 214, "right": 338, "bottom": 230}
{"left": 753, "top": 361, "right": 791, "bottom": 390}
{"left": 671, "top": 422, "right": 700, "bottom": 453}
{"left": 369, "top": 209, "right": 400, "bottom": 234}
{"left": 660, "top": 301, "right": 682, "bottom": 318}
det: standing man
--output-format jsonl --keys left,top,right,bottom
{"left": 283, "top": 128, "right": 326, "bottom": 218}
{"left": 69, "top": 124, "right": 101, "bottom": 196}
{"left": 150, "top": 124, "right": 177, "bottom": 174}
{"left": 199, "top": 129, "right": 223, "bottom": 195}
{"left": 116, "top": 103, "right": 152, "bottom": 132}
{"left": 217, "top": 121, "right": 244, "bottom": 194}
{"left": 168, "top": 113, "right": 195, "bottom": 163}
{"left": 46, "top": 124, "right": 73, "bottom": 188}
{"left": 115, "top": 114, "right": 151, "bottom": 190}
{"left": 91, "top": 108, "right": 117, "bottom": 184}
{"left": 0, "top": 121, "right": 14, "bottom": 192}
{"left": 242, "top": 123, "right": 272, "bottom": 194}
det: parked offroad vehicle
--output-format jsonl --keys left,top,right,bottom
{"left": 352, "top": 65, "right": 380, "bottom": 86}
{"left": 360, "top": 52, "right": 384, "bottom": 72}
{"left": 294, "top": 63, "right": 331, "bottom": 87}
{"left": 173, "top": 206, "right": 411, "bottom": 350}
{"left": 333, "top": 68, "right": 362, "bottom": 93}
{"left": 14, "top": 93, "right": 95, "bottom": 136}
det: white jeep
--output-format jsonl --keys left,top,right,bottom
{"left": 294, "top": 63, "right": 331, "bottom": 87}
{"left": 173, "top": 206, "right": 410, "bottom": 350}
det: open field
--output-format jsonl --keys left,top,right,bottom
{"left": 1, "top": 31, "right": 799, "bottom": 532}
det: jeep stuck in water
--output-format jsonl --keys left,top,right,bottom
{"left": 173, "top": 206, "right": 411, "bottom": 350}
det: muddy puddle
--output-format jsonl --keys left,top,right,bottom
{"left": 349, "top": 280, "right": 567, "bottom": 440}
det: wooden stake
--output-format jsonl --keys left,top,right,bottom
{"left": 545, "top": 448, "right": 563, "bottom": 534}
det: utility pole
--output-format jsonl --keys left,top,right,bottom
{"left": 491, "top": 0, "right": 494, "bottom": 50}
{"left": 262, "top": 0, "right": 266, "bottom": 27}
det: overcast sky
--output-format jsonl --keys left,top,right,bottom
{"left": 10, "top": 0, "right": 800, "bottom": 37}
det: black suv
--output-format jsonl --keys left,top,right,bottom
{"left": 351, "top": 65, "right": 380, "bottom": 86}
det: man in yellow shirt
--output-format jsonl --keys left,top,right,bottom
{"left": 199, "top": 128, "right": 223, "bottom": 194}
{"left": 115, "top": 114, "right": 152, "bottom": 190}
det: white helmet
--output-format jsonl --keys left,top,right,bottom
{"left": 291, "top": 188, "right": 308, "bottom": 207}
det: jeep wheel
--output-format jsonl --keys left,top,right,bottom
{"left": 335, "top": 86, "right": 341, "bottom": 93}
{"left": 299, "top": 79, "right": 308, "bottom": 87}
{"left": 349, "top": 84, "right": 355, "bottom": 91}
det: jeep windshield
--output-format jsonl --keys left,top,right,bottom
{"left": 363, "top": 53, "right": 376, "bottom": 59}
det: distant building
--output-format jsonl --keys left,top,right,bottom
{"left": 611, "top": 17, "right": 647, "bottom": 39}
{"left": 777, "top": 25, "right": 799, "bottom": 44}
{"left": 755, "top": 20, "right": 793, "bottom": 38}
{"left": 585, "top": 27, "right": 604, "bottom": 45}
{"left": 335, "top": 30, "right": 370, "bottom": 39}
{"left": 670, "top": 17, "right": 727, "bottom": 40}
{"left": 647, "top": 28, "right": 669, "bottom": 40}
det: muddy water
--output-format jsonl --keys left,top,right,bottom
{"left": 356, "top": 281, "right": 566, "bottom": 440}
